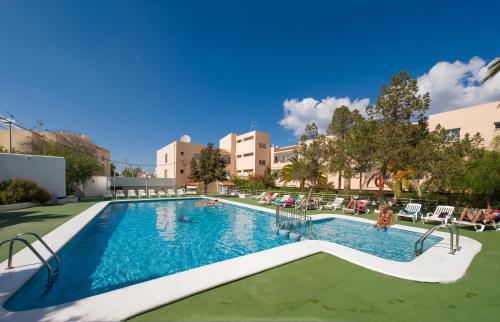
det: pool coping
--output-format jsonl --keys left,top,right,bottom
{"left": 0, "top": 197, "right": 482, "bottom": 322}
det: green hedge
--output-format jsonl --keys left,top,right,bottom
{"left": 0, "top": 178, "right": 52, "bottom": 205}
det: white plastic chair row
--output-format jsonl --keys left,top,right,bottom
{"left": 110, "top": 188, "right": 188, "bottom": 199}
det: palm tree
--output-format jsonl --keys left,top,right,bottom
{"left": 482, "top": 57, "right": 500, "bottom": 84}
{"left": 279, "top": 157, "right": 309, "bottom": 190}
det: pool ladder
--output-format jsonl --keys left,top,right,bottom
{"left": 414, "top": 222, "right": 460, "bottom": 256}
{"left": 0, "top": 232, "right": 61, "bottom": 287}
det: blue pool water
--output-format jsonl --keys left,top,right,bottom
{"left": 5, "top": 199, "right": 293, "bottom": 311}
{"left": 311, "top": 218, "right": 442, "bottom": 262}
{"left": 5, "top": 200, "right": 441, "bottom": 311}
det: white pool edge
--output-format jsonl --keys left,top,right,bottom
{"left": 0, "top": 197, "right": 482, "bottom": 322}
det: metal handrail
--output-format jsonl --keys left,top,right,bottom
{"left": 275, "top": 206, "right": 313, "bottom": 238}
{"left": 414, "top": 224, "right": 444, "bottom": 256}
{"left": 414, "top": 222, "right": 461, "bottom": 256}
{"left": 11, "top": 232, "right": 61, "bottom": 275}
{"left": 0, "top": 237, "right": 57, "bottom": 286}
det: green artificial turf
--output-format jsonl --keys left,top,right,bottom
{"left": 0, "top": 202, "right": 97, "bottom": 261}
{"left": 129, "top": 197, "right": 500, "bottom": 322}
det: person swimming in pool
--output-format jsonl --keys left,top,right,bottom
{"left": 176, "top": 216, "right": 196, "bottom": 223}
{"left": 373, "top": 203, "right": 393, "bottom": 228}
{"left": 195, "top": 199, "right": 220, "bottom": 207}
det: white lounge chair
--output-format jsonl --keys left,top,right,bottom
{"left": 167, "top": 189, "right": 176, "bottom": 197}
{"left": 343, "top": 200, "right": 370, "bottom": 214}
{"left": 259, "top": 192, "right": 278, "bottom": 205}
{"left": 320, "top": 197, "right": 344, "bottom": 210}
{"left": 452, "top": 209, "right": 500, "bottom": 232}
{"left": 148, "top": 189, "right": 157, "bottom": 198}
{"left": 115, "top": 190, "right": 125, "bottom": 198}
{"left": 177, "top": 188, "right": 186, "bottom": 196}
{"left": 252, "top": 192, "right": 267, "bottom": 200}
{"left": 127, "top": 190, "right": 137, "bottom": 198}
{"left": 273, "top": 194, "right": 290, "bottom": 205}
{"left": 422, "top": 205, "right": 455, "bottom": 224}
{"left": 102, "top": 190, "right": 113, "bottom": 198}
{"left": 396, "top": 203, "right": 422, "bottom": 223}
{"left": 138, "top": 189, "right": 147, "bottom": 198}
{"left": 157, "top": 190, "right": 167, "bottom": 198}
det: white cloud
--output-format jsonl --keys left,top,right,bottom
{"left": 279, "top": 56, "right": 500, "bottom": 137}
{"left": 279, "top": 97, "right": 370, "bottom": 136}
{"left": 417, "top": 56, "right": 500, "bottom": 114}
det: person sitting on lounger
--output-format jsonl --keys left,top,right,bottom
{"left": 195, "top": 199, "right": 219, "bottom": 207}
{"left": 459, "top": 206, "right": 485, "bottom": 223}
{"left": 346, "top": 197, "right": 358, "bottom": 210}
{"left": 373, "top": 204, "right": 393, "bottom": 228}
{"left": 355, "top": 200, "right": 368, "bottom": 214}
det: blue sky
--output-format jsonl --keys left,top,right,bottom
{"left": 1, "top": 0, "right": 499, "bottom": 171}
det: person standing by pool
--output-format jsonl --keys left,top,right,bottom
{"left": 374, "top": 203, "right": 393, "bottom": 228}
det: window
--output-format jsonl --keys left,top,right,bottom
{"left": 237, "top": 139, "right": 242, "bottom": 143}
{"left": 237, "top": 154, "right": 242, "bottom": 158}
{"left": 180, "top": 169, "right": 184, "bottom": 174}
{"left": 164, "top": 169, "right": 168, "bottom": 177}
{"left": 192, "top": 153, "right": 201, "bottom": 161}
{"left": 445, "top": 128, "right": 461, "bottom": 141}
{"left": 243, "top": 152, "right": 254, "bottom": 157}
{"left": 164, "top": 154, "right": 168, "bottom": 163}
{"left": 274, "top": 156, "right": 278, "bottom": 163}
{"left": 180, "top": 151, "right": 184, "bottom": 156}
{"left": 243, "top": 136, "right": 254, "bottom": 141}
{"left": 237, "top": 170, "right": 242, "bottom": 173}
{"left": 495, "top": 122, "right": 500, "bottom": 130}
{"left": 258, "top": 142, "right": 267, "bottom": 148}
{"left": 259, "top": 160, "right": 266, "bottom": 166}
{"left": 243, "top": 169, "right": 253, "bottom": 173}
{"left": 221, "top": 155, "right": 231, "bottom": 164}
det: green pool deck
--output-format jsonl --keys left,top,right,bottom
{"left": 1, "top": 199, "right": 499, "bottom": 322}
{"left": 0, "top": 201, "right": 98, "bottom": 261}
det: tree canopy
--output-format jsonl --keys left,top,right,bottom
{"left": 189, "top": 143, "right": 227, "bottom": 194}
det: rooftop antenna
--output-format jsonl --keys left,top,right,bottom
{"left": 250, "top": 121, "right": 257, "bottom": 131}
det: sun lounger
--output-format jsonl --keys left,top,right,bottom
{"left": 177, "top": 188, "right": 186, "bottom": 196}
{"left": 102, "top": 190, "right": 113, "bottom": 198}
{"left": 343, "top": 200, "right": 370, "bottom": 214}
{"left": 157, "top": 190, "right": 166, "bottom": 197}
{"left": 422, "top": 205, "right": 455, "bottom": 224}
{"left": 167, "top": 189, "right": 175, "bottom": 197}
{"left": 274, "top": 195, "right": 291, "bottom": 206}
{"left": 259, "top": 192, "right": 278, "bottom": 205}
{"left": 320, "top": 197, "right": 344, "bottom": 210}
{"left": 138, "top": 189, "right": 147, "bottom": 198}
{"left": 396, "top": 203, "right": 422, "bottom": 223}
{"left": 452, "top": 210, "right": 500, "bottom": 232}
{"left": 127, "top": 190, "right": 137, "bottom": 198}
{"left": 148, "top": 189, "right": 157, "bottom": 198}
{"left": 115, "top": 190, "right": 125, "bottom": 198}
{"left": 252, "top": 192, "right": 267, "bottom": 200}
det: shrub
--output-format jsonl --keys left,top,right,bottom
{"left": 0, "top": 178, "right": 52, "bottom": 205}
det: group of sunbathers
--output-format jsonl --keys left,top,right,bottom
{"left": 458, "top": 206, "right": 499, "bottom": 224}
{"left": 345, "top": 197, "right": 368, "bottom": 214}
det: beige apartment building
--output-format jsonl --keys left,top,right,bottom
{"left": 156, "top": 136, "right": 232, "bottom": 187}
{"left": 428, "top": 100, "right": 500, "bottom": 148}
{"left": 220, "top": 130, "right": 271, "bottom": 178}
{"left": 0, "top": 128, "right": 111, "bottom": 174}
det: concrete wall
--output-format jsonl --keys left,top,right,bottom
{"left": 0, "top": 153, "right": 66, "bottom": 198}
{"left": 428, "top": 100, "right": 500, "bottom": 148}
{"left": 233, "top": 130, "right": 271, "bottom": 177}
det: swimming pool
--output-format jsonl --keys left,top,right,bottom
{"left": 5, "top": 199, "right": 293, "bottom": 311}
{"left": 4, "top": 199, "right": 442, "bottom": 312}
{"left": 311, "top": 218, "right": 442, "bottom": 262}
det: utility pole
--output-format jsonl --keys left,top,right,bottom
{"left": 0, "top": 117, "right": 14, "bottom": 153}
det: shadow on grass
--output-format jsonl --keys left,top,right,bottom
{"left": 0, "top": 211, "right": 69, "bottom": 229}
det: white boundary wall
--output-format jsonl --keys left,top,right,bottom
{"left": 0, "top": 153, "right": 66, "bottom": 198}
{"left": 84, "top": 176, "right": 176, "bottom": 196}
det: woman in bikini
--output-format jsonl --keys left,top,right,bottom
{"left": 373, "top": 203, "right": 393, "bottom": 228}
{"left": 459, "top": 206, "right": 485, "bottom": 223}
